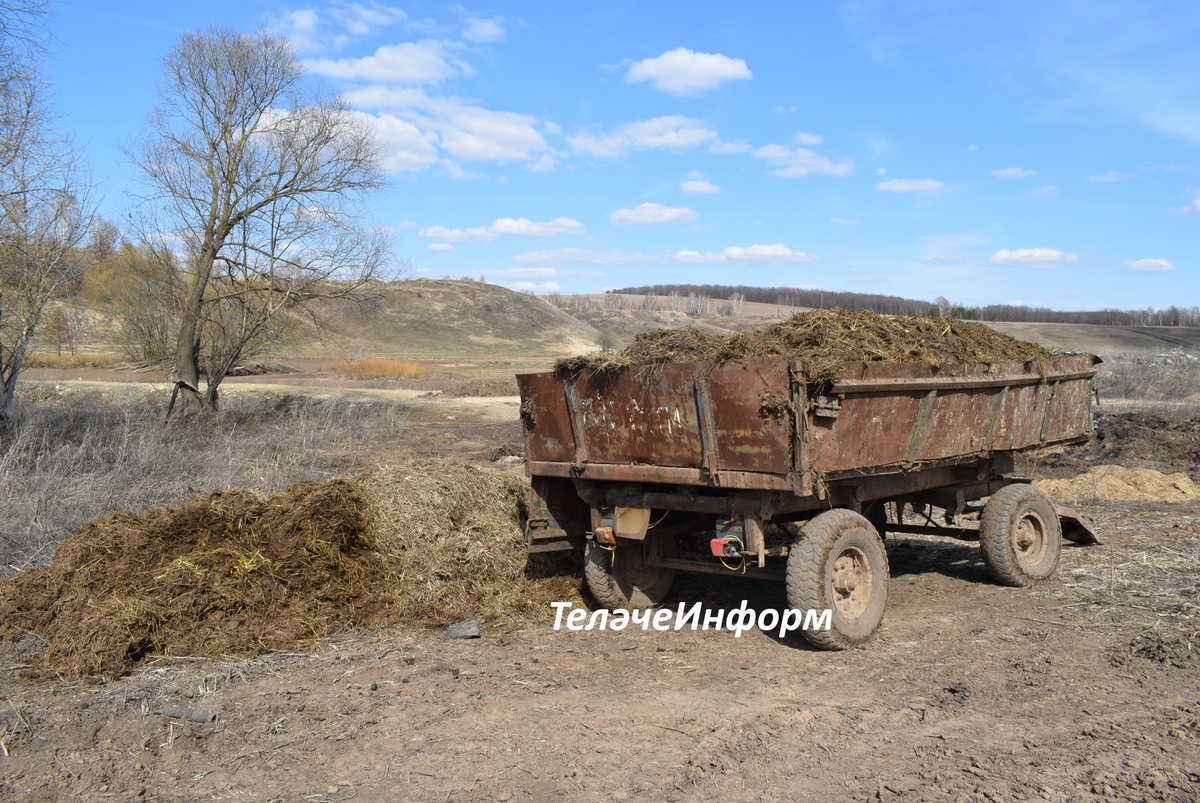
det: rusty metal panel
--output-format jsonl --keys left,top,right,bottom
{"left": 913, "top": 388, "right": 1000, "bottom": 461}
{"left": 516, "top": 373, "right": 576, "bottom": 463}
{"left": 520, "top": 354, "right": 1098, "bottom": 489}
{"left": 808, "top": 391, "right": 925, "bottom": 470}
{"left": 991, "top": 382, "right": 1045, "bottom": 449}
{"left": 706, "top": 359, "right": 792, "bottom": 476}
{"left": 570, "top": 363, "right": 704, "bottom": 467}
{"left": 1045, "top": 375, "right": 1094, "bottom": 441}
{"left": 806, "top": 357, "right": 1098, "bottom": 474}
{"left": 523, "top": 460, "right": 795, "bottom": 491}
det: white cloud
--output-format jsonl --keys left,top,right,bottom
{"left": 752, "top": 144, "right": 852, "bottom": 178}
{"left": 992, "top": 167, "right": 1038, "bottom": 179}
{"left": 1123, "top": 258, "right": 1174, "bottom": 272}
{"left": 1089, "top": 170, "right": 1136, "bottom": 183}
{"left": 490, "top": 217, "right": 586, "bottom": 238}
{"left": 435, "top": 105, "right": 551, "bottom": 162}
{"left": 514, "top": 248, "right": 657, "bottom": 265}
{"left": 1032, "top": 185, "right": 1059, "bottom": 197}
{"left": 356, "top": 111, "right": 440, "bottom": 172}
{"left": 623, "top": 47, "right": 752, "bottom": 96}
{"left": 708, "top": 138, "right": 751, "bottom": 154}
{"left": 488, "top": 267, "right": 562, "bottom": 278}
{"left": 419, "top": 225, "right": 498, "bottom": 243}
{"left": 525, "top": 153, "right": 559, "bottom": 172}
{"left": 462, "top": 16, "right": 506, "bottom": 43}
{"left": 269, "top": 3, "right": 408, "bottom": 53}
{"left": 874, "top": 167, "right": 886, "bottom": 176}
{"left": 270, "top": 9, "right": 323, "bottom": 53}
{"left": 609, "top": 202, "right": 697, "bottom": 226}
{"left": 347, "top": 88, "right": 559, "bottom": 171}
{"left": 1169, "top": 191, "right": 1200, "bottom": 214}
{"left": 306, "top": 40, "right": 471, "bottom": 83}
{"left": 568, "top": 116, "right": 717, "bottom": 158}
{"left": 830, "top": 217, "right": 860, "bottom": 225}
{"left": 876, "top": 178, "right": 944, "bottom": 193}
{"left": 681, "top": 180, "right": 720, "bottom": 194}
{"left": 512, "top": 281, "right": 561, "bottom": 292}
{"left": 335, "top": 3, "right": 408, "bottom": 36}
{"left": 427, "top": 242, "right": 455, "bottom": 251}
{"left": 794, "top": 131, "right": 823, "bottom": 145}
{"left": 420, "top": 217, "right": 584, "bottom": 242}
{"left": 673, "top": 244, "right": 817, "bottom": 264}
{"left": 986, "top": 248, "right": 1079, "bottom": 266}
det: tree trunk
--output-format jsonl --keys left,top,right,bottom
{"left": 173, "top": 245, "right": 217, "bottom": 413}
{"left": 0, "top": 327, "right": 33, "bottom": 426}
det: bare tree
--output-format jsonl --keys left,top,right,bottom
{"left": 641, "top": 294, "right": 658, "bottom": 311}
{"left": 687, "top": 292, "right": 712, "bottom": 317}
{"left": 727, "top": 292, "right": 745, "bottom": 316}
{"left": 0, "top": 0, "right": 93, "bottom": 424}
{"left": 127, "top": 26, "right": 390, "bottom": 413}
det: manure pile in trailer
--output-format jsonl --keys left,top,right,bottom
{"left": 557, "top": 308, "right": 1053, "bottom": 385}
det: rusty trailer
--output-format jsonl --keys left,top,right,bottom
{"left": 518, "top": 354, "right": 1101, "bottom": 649}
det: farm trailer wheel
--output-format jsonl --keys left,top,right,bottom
{"left": 979, "top": 483, "right": 1061, "bottom": 587}
{"left": 786, "top": 508, "right": 890, "bottom": 650}
{"left": 584, "top": 529, "right": 677, "bottom": 610}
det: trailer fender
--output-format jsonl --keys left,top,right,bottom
{"left": 1053, "top": 502, "right": 1101, "bottom": 545}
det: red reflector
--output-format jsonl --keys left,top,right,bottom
{"left": 710, "top": 538, "right": 730, "bottom": 557}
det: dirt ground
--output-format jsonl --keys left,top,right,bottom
{"left": 1, "top": 506, "right": 1196, "bottom": 801}
{"left": 1, "top": 401, "right": 1198, "bottom": 801}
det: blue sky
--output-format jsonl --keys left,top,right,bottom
{"left": 47, "top": 1, "right": 1199, "bottom": 309}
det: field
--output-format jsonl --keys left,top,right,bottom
{"left": 1, "top": 281, "right": 1198, "bottom": 801}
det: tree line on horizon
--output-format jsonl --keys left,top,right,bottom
{"left": 608, "top": 284, "right": 1200, "bottom": 327}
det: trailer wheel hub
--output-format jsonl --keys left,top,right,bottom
{"left": 831, "top": 546, "right": 873, "bottom": 618}
{"left": 1012, "top": 512, "right": 1049, "bottom": 567}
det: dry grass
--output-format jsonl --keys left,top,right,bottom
{"left": 1042, "top": 502, "right": 1200, "bottom": 631}
{"left": 328, "top": 357, "right": 427, "bottom": 380}
{"left": 1095, "top": 351, "right": 1200, "bottom": 402}
{"left": 25, "top": 351, "right": 121, "bottom": 369}
{"left": 0, "top": 384, "right": 408, "bottom": 572}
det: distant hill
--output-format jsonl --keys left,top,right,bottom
{"left": 294, "top": 279, "right": 600, "bottom": 360}
{"left": 985, "top": 322, "right": 1200, "bottom": 354}
{"left": 49, "top": 279, "right": 1200, "bottom": 368}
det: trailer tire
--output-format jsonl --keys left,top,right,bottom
{"left": 584, "top": 531, "right": 676, "bottom": 610}
{"left": 979, "top": 484, "right": 1061, "bottom": 587}
{"left": 786, "top": 509, "right": 889, "bottom": 650}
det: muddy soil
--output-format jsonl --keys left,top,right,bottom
{"left": 1035, "top": 412, "right": 1200, "bottom": 479}
{"left": 1, "top": 500, "right": 1197, "bottom": 802}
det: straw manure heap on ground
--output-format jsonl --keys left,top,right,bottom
{"left": 0, "top": 460, "right": 578, "bottom": 679}
{"left": 556, "top": 308, "right": 1054, "bottom": 385}
{"left": 1037, "top": 465, "right": 1200, "bottom": 503}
